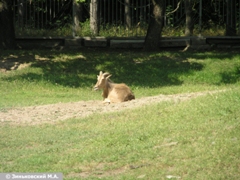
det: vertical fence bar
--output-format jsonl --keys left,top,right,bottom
{"left": 140, "top": 0, "right": 143, "bottom": 36}
{"left": 180, "top": 0, "right": 183, "bottom": 19}
{"left": 72, "top": 0, "right": 75, "bottom": 37}
{"left": 231, "top": 0, "right": 233, "bottom": 27}
{"left": 102, "top": 0, "right": 105, "bottom": 28}
{"left": 148, "top": 0, "right": 150, "bottom": 23}
{"left": 108, "top": 0, "right": 110, "bottom": 25}
{"left": 140, "top": 0, "right": 142, "bottom": 24}
{"left": 137, "top": 0, "right": 139, "bottom": 26}
{"left": 116, "top": 0, "right": 118, "bottom": 25}
{"left": 99, "top": 0, "right": 102, "bottom": 32}
{"left": 32, "top": 2, "right": 34, "bottom": 28}
{"left": 143, "top": 0, "right": 146, "bottom": 24}
{"left": 29, "top": 1, "right": 31, "bottom": 28}
{"left": 170, "top": 0, "right": 172, "bottom": 26}
{"left": 57, "top": 0, "right": 59, "bottom": 12}
{"left": 33, "top": 0, "right": 35, "bottom": 28}
{"left": 239, "top": 0, "right": 240, "bottom": 34}
{"left": 173, "top": 0, "right": 175, "bottom": 25}
{"left": 131, "top": 0, "right": 133, "bottom": 36}
{"left": 120, "top": 0, "right": 122, "bottom": 35}
{"left": 136, "top": 0, "right": 138, "bottom": 35}
{"left": 13, "top": 0, "right": 16, "bottom": 28}
{"left": 147, "top": 0, "right": 149, "bottom": 23}
{"left": 181, "top": 0, "right": 184, "bottom": 25}
{"left": 237, "top": 0, "right": 239, "bottom": 34}
{"left": 23, "top": 0, "right": 25, "bottom": 28}
{"left": 37, "top": 1, "right": 39, "bottom": 29}
{"left": 112, "top": 0, "right": 114, "bottom": 26}
{"left": 49, "top": 0, "right": 51, "bottom": 22}
{"left": 199, "top": 0, "right": 202, "bottom": 34}
{"left": 41, "top": 0, "right": 43, "bottom": 28}
{"left": 31, "top": 1, "right": 33, "bottom": 28}
{"left": 115, "top": 0, "right": 118, "bottom": 35}
{"left": 226, "top": 0, "right": 228, "bottom": 31}
{"left": 218, "top": 0, "right": 220, "bottom": 19}
{"left": 13, "top": 1, "right": 19, "bottom": 25}
{"left": 25, "top": 0, "right": 27, "bottom": 28}
{"left": 45, "top": 1, "right": 47, "bottom": 28}
{"left": 172, "top": 0, "right": 174, "bottom": 25}
{"left": 53, "top": 0, "right": 55, "bottom": 18}
{"left": 223, "top": 0, "right": 225, "bottom": 26}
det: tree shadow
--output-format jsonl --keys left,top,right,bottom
{"left": 0, "top": 54, "right": 33, "bottom": 72}
{"left": 220, "top": 66, "right": 240, "bottom": 84}
{"left": 1, "top": 49, "right": 239, "bottom": 88}
{"left": 90, "top": 53, "right": 203, "bottom": 87}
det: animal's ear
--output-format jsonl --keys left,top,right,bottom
{"left": 106, "top": 74, "right": 112, "bottom": 79}
{"left": 99, "top": 71, "right": 103, "bottom": 75}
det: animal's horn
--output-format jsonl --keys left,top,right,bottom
{"left": 103, "top": 72, "right": 111, "bottom": 78}
{"left": 99, "top": 71, "right": 103, "bottom": 75}
{"left": 106, "top": 74, "right": 112, "bottom": 79}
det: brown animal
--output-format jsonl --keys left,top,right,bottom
{"left": 94, "top": 71, "right": 135, "bottom": 103}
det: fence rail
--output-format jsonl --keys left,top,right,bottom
{"left": 13, "top": 0, "right": 240, "bottom": 38}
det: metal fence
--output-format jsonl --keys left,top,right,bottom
{"left": 13, "top": 0, "right": 240, "bottom": 37}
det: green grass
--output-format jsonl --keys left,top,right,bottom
{"left": 0, "top": 49, "right": 240, "bottom": 179}
{"left": 1, "top": 88, "right": 239, "bottom": 179}
{"left": 1, "top": 49, "right": 239, "bottom": 108}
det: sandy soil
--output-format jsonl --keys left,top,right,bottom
{"left": 0, "top": 90, "right": 225, "bottom": 126}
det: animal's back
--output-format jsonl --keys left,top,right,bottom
{"left": 109, "top": 83, "right": 135, "bottom": 102}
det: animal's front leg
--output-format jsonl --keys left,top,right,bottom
{"left": 103, "top": 98, "right": 111, "bottom": 104}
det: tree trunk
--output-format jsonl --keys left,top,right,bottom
{"left": 144, "top": 0, "right": 165, "bottom": 50}
{"left": 185, "top": 0, "right": 193, "bottom": 36}
{"left": 125, "top": 0, "right": 131, "bottom": 29}
{"left": 73, "top": 0, "right": 82, "bottom": 36}
{"left": 18, "top": 0, "right": 24, "bottom": 29}
{"left": 226, "top": 0, "right": 236, "bottom": 36}
{"left": 90, "top": 0, "right": 99, "bottom": 36}
{"left": 0, "top": 0, "right": 16, "bottom": 49}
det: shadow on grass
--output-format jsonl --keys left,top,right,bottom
{"left": 0, "top": 49, "right": 239, "bottom": 88}
{"left": 220, "top": 66, "right": 240, "bottom": 84}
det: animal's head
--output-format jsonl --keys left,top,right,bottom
{"left": 94, "top": 71, "right": 112, "bottom": 90}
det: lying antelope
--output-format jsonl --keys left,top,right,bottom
{"left": 94, "top": 71, "right": 135, "bottom": 103}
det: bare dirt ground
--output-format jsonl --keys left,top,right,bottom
{"left": 0, "top": 90, "right": 225, "bottom": 126}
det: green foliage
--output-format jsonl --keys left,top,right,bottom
{"left": 15, "top": 24, "right": 230, "bottom": 37}
{"left": 78, "top": 19, "right": 92, "bottom": 36}
{"left": 76, "top": 0, "right": 86, "bottom": 3}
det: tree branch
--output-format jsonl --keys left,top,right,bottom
{"left": 166, "top": 0, "right": 182, "bottom": 16}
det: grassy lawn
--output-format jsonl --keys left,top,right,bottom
{"left": 0, "top": 49, "right": 239, "bottom": 179}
